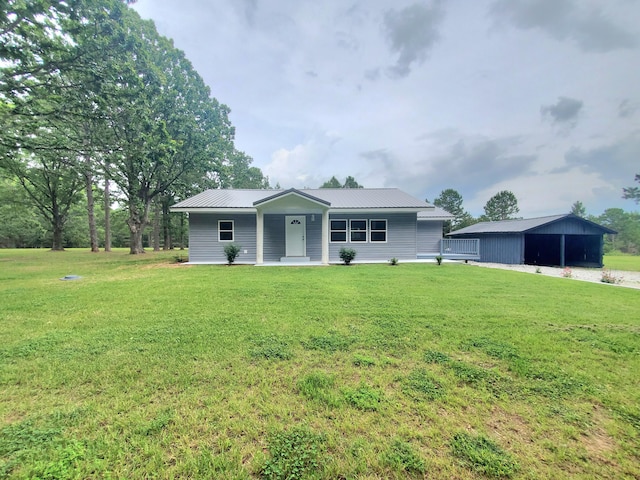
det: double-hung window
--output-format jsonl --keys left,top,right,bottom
{"left": 350, "top": 220, "right": 367, "bottom": 242}
{"left": 218, "top": 220, "right": 234, "bottom": 242}
{"left": 370, "top": 219, "right": 387, "bottom": 242}
{"left": 330, "top": 220, "right": 347, "bottom": 242}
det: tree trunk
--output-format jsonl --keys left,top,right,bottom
{"left": 152, "top": 201, "right": 161, "bottom": 251}
{"left": 127, "top": 198, "right": 150, "bottom": 254}
{"left": 104, "top": 178, "right": 111, "bottom": 252}
{"left": 162, "top": 199, "right": 172, "bottom": 250}
{"left": 85, "top": 168, "right": 99, "bottom": 252}
{"left": 51, "top": 206, "right": 65, "bottom": 251}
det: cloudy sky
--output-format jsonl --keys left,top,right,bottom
{"left": 132, "top": 0, "right": 640, "bottom": 217}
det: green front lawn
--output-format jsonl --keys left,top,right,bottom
{"left": 0, "top": 249, "right": 638, "bottom": 479}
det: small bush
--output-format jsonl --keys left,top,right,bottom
{"left": 535, "top": 267, "right": 542, "bottom": 274}
{"left": 173, "top": 254, "right": 187, "bottom": 263}
{"left": 339, "top": 247, "right": 357, "bottom": 265}
{"left": 261, "top": 427, "right": 326, "bottom": 480}
{"left": 389, "top": 257, "right": 399, "bottom": 266}
{"left": 601, "top": 269, "right": 623, "bottom": 284}
{"left": 451, "top": 432, "right": 519, "bottom": 478}
{"left": 343, "top": 384, "right": 383, "bottom": 411}
{"left": 382, "top": 439, "right": 426, "bottom": 475}
{"left": 223, "top": 243, "right": 241, "bottom": 265}
{"left": 435, "top": 255, "right": 443, "bottom": 265}
{"left": 561, "top": 267, "right": 572, "bottom": 278}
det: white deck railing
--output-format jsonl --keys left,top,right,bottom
{"left": 440, "top": 238, "right": 480, "bottom": 257}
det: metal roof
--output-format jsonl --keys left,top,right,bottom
{"left": 449, "top": 214, "right": 616, "bottom": 235}
{"left": 417, "top": 207, "right": 454, "bottom": 220}
{"left": 171, "top": 188, "right": 431, "bottom": 210}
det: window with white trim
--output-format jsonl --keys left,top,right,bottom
{"left": 218, "top": 220, "right": 234, "bottom": 241}
{"left": 350, "top": 219, "right": 367, "bottom": 242}
{"left": 330, "top": 220, "right": 347, "bottom": 242}
{"left": 370, "top": 219, "right": 387, "bottom": 242}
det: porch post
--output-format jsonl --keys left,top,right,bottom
{"left": 321, "top": 208, "right": 329, "bottom": 264}
{"left": 560, "top": 234, "right": 565, "bottom": 267}
{"left": 256, "top": 209, "right": 264, "bottom": 265}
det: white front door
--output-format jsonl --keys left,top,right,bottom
{"left": 285, "top": 215, "right": 306, "bottom": 257}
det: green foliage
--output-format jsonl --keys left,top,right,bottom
{"left": 594, "top": 208, "right": 640, "bottom": 254}
{"left": 382, "top": 439, "right": 426, "bottom": 475}
{"left": 338, "top": 247, "right": 357, "bottom": 265}
{"left": 319, "top": 175, "right": 363, "bottom": 188}
{"left": 224, "top": 243, "right": 242, "bottom": 264}
{"left": 352, "top": 353, "right": 377, "bottom": 367}
{"left": 423, "top": 350, "right": 450, "bottom": 364}
{"left": 435, "top": 255, "right": 443, "bottom": 265}
{"left": 462, "top": 338, "right": 520, "bottom": 360}
{"left": 433, "top": 188, "right": 474, "bottom": 232}
{"left": 261, "top": 427, "right": 325, "bottom": 480}
{"left": 297, "top": 372, "right": 340, "bottom": 407}
{"left": 451, "top": 432, "right": 519, "bottom": 478}
{"left": 402, "top": 368, "right": 445, "bottom": 400}
{"left": 389, "top": 257, "right": 399, "bottom": 266}
{"left": 622, "top": 173, "right": 640, "bottom": 204}
{"left": 250, "top": 335, "right": 293, "bottom": 360}
{"left": 302, "top": 332, "right": 355, "bottom": 353}
{"left": 30, "top": 440, "right": 86, "bottom": 480}
{"left": 483, "top": 190, "right": 519, "bottom": 221}
{"left": 450, "top": 361, "right": 498, "bottom": 387}
{"left": 570, "top": 200, "right": 586, "bottom": 217}
{"left": 343, "top": 384, "right": 383, "bottom": 411}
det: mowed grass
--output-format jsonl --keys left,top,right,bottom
{"left": 604, "top": 254, "right": 640, "bottom": 272}
{"left": 0, "top": 249, "right": 639, "bottom": 479}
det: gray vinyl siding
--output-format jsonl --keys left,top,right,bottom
{"left": 329, "top": 213, "right": 417, "bottom": 262}
{"left": 417, "top": 220, "right": 443, "bottom": 254}
{"left": 263, "top": 215, "right": 285, "bottom": 261}
{"left": 188, "top": 213, "right": 256, "bottom": 263}
{"left": 476, "top": 234, "right": 523, "bottom": 264}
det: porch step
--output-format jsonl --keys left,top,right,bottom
{"left": 280, "top": 257, "right": 311, "bottom": 263}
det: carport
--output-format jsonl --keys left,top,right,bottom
{"left": 449, "top": 214, "right": 616, "bottom": 267}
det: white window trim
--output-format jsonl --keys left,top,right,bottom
{"left": 218, "top": 220, "right": 234, "bottom": 242}
{"left": 330, "top": 219, "right": 347, "bottom": 243}
{"left": 370, "top": 219, "right": 387, "bottom": 243}
{"left": 349, "top": 219, "right": 368, "bottom": 243}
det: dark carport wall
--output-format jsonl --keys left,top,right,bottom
{"left": 524, "top": 234, "right": 604, "bottom": 268}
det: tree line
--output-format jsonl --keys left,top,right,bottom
{"left": 0, "top": 0, "right": 269, "bottom": 253}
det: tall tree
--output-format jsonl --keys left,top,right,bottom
{"left": 432, "top": 188, "right": 474, "bottom": 232}
{"left": 623, "top": 174, "right": 640, "bottom": 204}
{"left": 483, "top": 190, "right": 519, "bottom": 221}
{"left": 320, "top": 176, "right": 342, "bottom": 188}
{"left": 343, "top": 176, "right": 363, "bottom": 189}
{"left": 570, "top": 200, "right": 586, "bottom": 217}
{"left": 2, "top": 150, "right": 85, "bottom": 250}
{"left": 320, "top": 176, "right": 363, "bottom": 188}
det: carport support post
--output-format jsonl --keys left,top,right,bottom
{"left": 560, "top": 234, "right": 565, "bottom": 267}
{"left": 321, "top": 209, "right": 329, "bottom": 264}
{"left": 256, "top": 209, "right": 264, "bottom": 265}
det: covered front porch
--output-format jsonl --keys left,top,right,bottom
{"left": 254, "top": 190, "right": 330, "bottom": 265}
